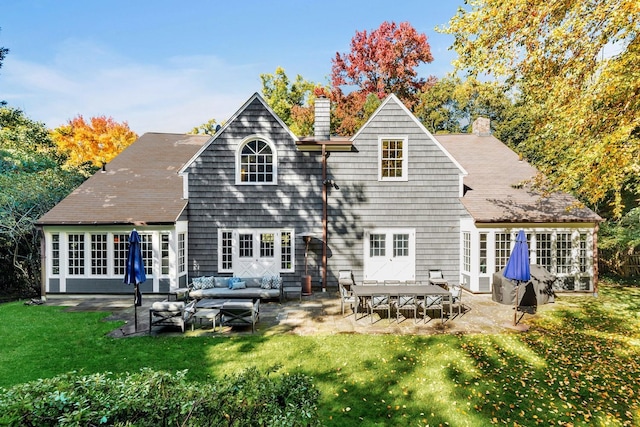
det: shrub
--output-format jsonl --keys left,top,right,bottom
{"left": 0, "top": 367, "right": 320, "bottom": 426}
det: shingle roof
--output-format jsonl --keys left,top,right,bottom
{"left": 436, "top": 133, "right": 601, "bottom": 223}
{"left": 37, "top": 133, "right": 210, "bottom": 226}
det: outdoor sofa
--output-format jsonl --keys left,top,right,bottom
{"left": 187, "top": 276, "right": 283, "bottom": 301}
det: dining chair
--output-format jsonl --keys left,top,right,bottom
{"left": 384, "top": 279, "right": 401, "bottom": 286}
{"left": 368, "top": 293, "right": 392, "bottom": 323}
{"left": 363, "top": 279, "right": 379, "bottom": 285}
{"left": 395, "top": 293, "right": 418, "bottom": 323}
{"left": 449, "top": 284, "right": 463, "bottom": 315}
{"left": 420, "top": 294, "right": 443, "bottom": 323}
{"left": 338, "top": 270, "right": 355, "bottom": 290}
{"left": 339, "top": 283, "right": 359, "bottom": 318}
{"left": 428, "top": 269, "right": 449, "bottom": 288}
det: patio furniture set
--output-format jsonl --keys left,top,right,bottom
{"left": 338, "top": 270, "right": 464, "bottom": 324}
{"left": 149, "top": 275, "right": 298, "bottom": 334}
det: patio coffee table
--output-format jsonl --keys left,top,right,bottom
{"left": 191, "top": 308, "right": 220, "bottom": 331}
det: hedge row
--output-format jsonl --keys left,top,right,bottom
{"left": 0, "top": 367, "right": 320, "bottom": 426}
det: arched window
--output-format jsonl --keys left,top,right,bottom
{"left": 237, "top": 138, "right": 277, "bottom": 184}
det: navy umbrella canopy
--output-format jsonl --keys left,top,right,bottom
{"left": 503, "top": 230, "right": 531, "bottom": 325}
{"left": 124, "top": 229, "right": 146, "bottom": 330}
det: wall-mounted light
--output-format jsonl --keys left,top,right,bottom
{"left": 323, "top": 179, "right": 339, "bottom": 190}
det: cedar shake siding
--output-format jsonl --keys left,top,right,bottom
{"left": 326, "top": 97, "right": 468, "bottom": 286}
{"left": 183, "top": 95, "right": 324, "bottom": 285}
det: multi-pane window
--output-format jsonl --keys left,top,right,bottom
{"left": 240, "top": 139, "right": 273, "bottom": 183}
{"left": 556, "top": 233, "right": 572, "bottom": 274}
{"left": 393, "top": 234, "right": 409, "bottom": 257}
{"left": 221, "top": 231, "right": 233, "bottom": 271}
{"left": 369, "top": 234, "right": 386, "bottom": 257}
{"left": 379, "top": 138, "right": 406, "bottom": 180}
{"left": 51, "top": 234, "right": 60, "bottom": 275}
{"left": 578, "top": 233, "right": 588, "bottom": 273}
{"left": 536, "top": 233, "right": 553, "bottom": 271}
{"left": 178, "top": 233, "right": 186, "bottom": 274}
{"left": 161, "top": 233, "right": 170, "bottom": 275}
{"left": 68, "top": 234, "right": 85, "bottom": 275}
{"left": 90, "top": 234, "right": 108, "bottom": 275}
{"left": 479, "top": 233, "right": 487, "bottom": 274}
{"left": 239, "top": 234, "right": 253, "bottom": 258}
{"left": 260, "top": 233, "right": 275, "bottom": 257}
{"left": 113, "top": 234, "right": 128, "bottom": 276}
{"left": 495, "top": 233, "right": 511, "bottom": 272}
{"left": 140, "top": 234, "right": 153, "bottom": 275}
{"left": 462, "top": 232, "right": 471, "bottom": 273}
{"left": 281, "top": 231, "right": 292, "bottom": 270}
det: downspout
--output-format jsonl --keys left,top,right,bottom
{"left": 322, "top": 144, "right": 327, "bottom": 292}
{"left": 39, "top": 227, "right": 47, "bottom": 302}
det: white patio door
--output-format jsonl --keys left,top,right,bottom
{"left": 234, "top": 230, "right": 279, "bottom": 277}
{"left": 363, "top": 228, "right": 415, "bottom": 281}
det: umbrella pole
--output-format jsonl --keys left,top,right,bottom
{"left": 513, "top": 282, "right": 519, "bottom": 326}
{"left": 134, "top": 283, "right": 138, "bottom": 332}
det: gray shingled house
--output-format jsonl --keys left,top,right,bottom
{"left": 37, "top": 93, "right": 601, "bottom": 297}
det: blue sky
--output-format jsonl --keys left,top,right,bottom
{"left": 1, "top": 1, "right": 465, "bottom": 134}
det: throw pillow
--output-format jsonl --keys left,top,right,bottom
{"left": 201, "top": 276, "right": 215, "bottom": 289}
{"left": 271, "top": 275, "right": 282, "bottom": 290}
{"left": 191, "top": 277, "right": 204, "bottom": 290}
{"left": 214, "top": 277, "right": 229, "bottom": 288}
{"left": 261, "top": 276, "right": 272, "bottom": 289}
{"left": 231, "top": 280, "right": 247, "bottom": 290}
{"left": 228, "top": 277, "right": 241, "bottom": 289}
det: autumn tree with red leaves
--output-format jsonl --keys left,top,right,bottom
{"left": 51, "top": 115, "right": 137, "bottom": 170}
{"left": 330, "top": 21, "right": 436, "bottom": 135}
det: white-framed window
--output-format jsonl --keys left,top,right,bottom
{"left": 161, "top": 233, "right": 170, "bottom": 275}
{"left": 369, "top": 233, "right": 386, "bottom": 257}
{"left": 236, "top": 137, "right": 277, "bottom": 184}
{"left": 378, "top": 136, "right": 408, "bottom": 181}
{"left": 394, "top": 234, "right": 410, "bottom": 257}
{"left": 479, "top": 233, "right": 487, "bottom": 274}
{"left": 495, "top": 233, "right": 511, "bottom": 272}
{"left": 90, "top": 234, "right": 108, "bottom": 275}
{"left": 113, "top": 233, "right": 128, "bottom": 276}
{"left": 536, "top": 233, "right": 553, "bottom": 271}
{"left": 220, "top": 230, "right": 233, "bottom": 271}
{"left": 51, "top": 233, "right": 60, "bottom": 275}
{"left": 556, "top": 233, "right": 572, "bottom": 274}
{"left": 281, "top": 231, "right": 292, "bottom": 270}
{"left": 68, "top": 234, "right": 85, "bottom": 275}
{"left": 178, "top": 233, "right": 186, "bottom": 274}
{"left": 218, "top": 228, "right": 295, "bottom": 274}
{"left": 140, "top": 234, "right": 153, "bottom": 275}
{"left": 462, "top": 232, "right": 471, "bottom": 273}
{"left": 578, "top": 233, "right": 588, "bottom": 273}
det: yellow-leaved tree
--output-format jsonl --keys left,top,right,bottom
{"left": 441, "top": 0, "right": 640, "bottom": 218}
{"left": 51, "top": 115, "right": 137, "bottom": 170}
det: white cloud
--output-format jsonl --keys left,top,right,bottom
{"left": 0, "top": 40, "right": 262, "bottom": 134}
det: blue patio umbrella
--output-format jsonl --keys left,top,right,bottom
{"left": 503, "top": 229, "right": 531, "bottom": 325}
{"left": 124, "top": 229, "right": 146, "bottom": 331}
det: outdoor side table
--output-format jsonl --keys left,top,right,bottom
{"left": 192, "top": 308, "right": 221, "bottom": 331}
{"left": 283, "top": 285, "right": 302, "bottom": 301}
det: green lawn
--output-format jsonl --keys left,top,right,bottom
{"left": 2, "top": 280, "right": 640, "bottom": 426}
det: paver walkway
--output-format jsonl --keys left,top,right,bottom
{"left": 45, "top": 288, "right": 544, "bottom": 337}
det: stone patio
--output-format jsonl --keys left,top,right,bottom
{"left": 43, "top": 287, "right": 548, "bottom": 337}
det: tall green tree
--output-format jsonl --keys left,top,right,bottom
{"left": 260, "top": 67, "right": 321, "bottom": 136}
{"left": 441, "top": 0, "right": 640, "bottom": 218}
{"left": 0, "top": 107, "right": 85, "bottom": 297}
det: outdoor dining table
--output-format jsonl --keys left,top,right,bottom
{"left": 352, "top": 284, "right": 452, "bottom": 319}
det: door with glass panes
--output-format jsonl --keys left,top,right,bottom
{"left": 363, "top": 229, "right": 415, "bottom": 281}
{"left": 234, "top": 231, "right": 279, "bottom": 277}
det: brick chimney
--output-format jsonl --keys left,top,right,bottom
{"left": 314, "top": 96, "right": 330, "bottom": 140}
{"left": 472, "top": 117, "right": 491, "bottom": 136}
